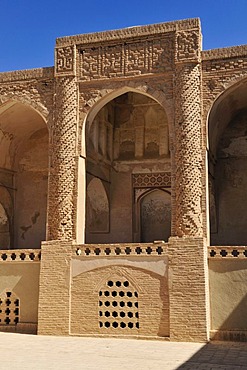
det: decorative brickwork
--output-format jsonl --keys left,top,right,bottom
{"left": 0, "top": 71, "right": 53, "bottom": 120}
{"left": 79, "top": 35, "right": 173, "bottom": 80}
{"left": 75, "top": 242, "right": 167, "bottom": 257}
{"left": 0, "top": 67, "right": 53, "bottom": 83}
{"left": 202, "top": 45, "right": 247, "bottom": 61}
{"left": 209, "top": 246, "right": 247, "bottom": 259}
{"left": 0, "top": 291, "right": 20, "bottom": 326}
{"left": 174, "top": 63, "right": 203, "bottom": 237}
{"left": 71, "top": 263, "right": 169, "bottom": 337}
{"left": 0, "top": 249, "right": 41, "bottom": 262}
{"left": 132, "top": 172, "right": 171, "bottom": 188}
{"left": 47, "top": 76, "right": 78, "bottom": 240}
{"left": 56, "top": 18, "right": 200, "bottom": 46}
{"left": 98, "top": 278, "right": 139, "bottom": 333}
{"left": 176, "top": 30, "right": 201, "bottom": 62}
{"left": 55, "top": 46, "right": 76, "bottom": 76}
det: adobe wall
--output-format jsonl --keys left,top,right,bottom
{"left": 209, "top": 247, "right": 247, "bottom": 341}
{"left": 0, "top": 249, "right": 40, "bottom": 334}
{"left": 38, "top": 241, "right": 170, "bottom": 338}
{"left": 71, "top": 253, "right": 169, "bottom": 337}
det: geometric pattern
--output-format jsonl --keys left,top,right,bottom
{"left": 174, "top": 63, "right": 203, "bottom": 237}
{"left": 0, "top": 291, "right": 20, "bottom": 325}
{"left": 98, "top": 278, "right": 139, "bottom": 333}
{"left": 132, "top": 172, "right": 171, "bottom": 188}
{"left": 47, "top": 76, "right": 78, "bottom": 240}
{"left": 79, "top": 35, "right": 173, "bottom": 80}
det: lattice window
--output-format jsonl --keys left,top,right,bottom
{"left": 0, "top": 291, "right": 20, "bottom": 325}
{"left": 98, "top": 279, "right": 139, "bottom": 331}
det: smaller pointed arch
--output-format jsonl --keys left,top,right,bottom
{"left": 140, "top": 189, "right": 171, "bottom": 243}
{"left": 86, "top": 178, "right": 109, "bottom": 235}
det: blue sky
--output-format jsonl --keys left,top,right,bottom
{"left": 1, "top": 0, "right": 247, "bottom": 72}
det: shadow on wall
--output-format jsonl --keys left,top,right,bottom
{"left": 209, "top": 259, "right": 247, "bottom": 341}
{"left": 176, "top": 342, "right": 247, "bottom": 369}
{"left": 212, "top": 293, "right": 247, "bottom": 341}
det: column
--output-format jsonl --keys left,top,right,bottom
{"left": 47, "top": 45, "right": 78, "bottom": 241}
{"left": 168, "top": 25, "right": 210, "bottom": 342}
{"left": 173, "top": 29, "right": 203, "bottom": 237}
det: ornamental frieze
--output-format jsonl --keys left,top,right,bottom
{"left": 78, "top": 35, "right": 174, "bottom": 80}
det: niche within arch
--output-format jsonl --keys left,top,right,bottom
{"left": 86, "top": 177, "right": 109, "bottom": 238}
{"left": 140, "top": 189, "right": 171, "bottom": 243}
{"left": 84, "top": 90, "right": 170, "bottom": 243}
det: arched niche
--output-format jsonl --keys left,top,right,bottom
{"left": 0, "top": 100, "right": 49, "bottom": 249}
{"left": 86, "top": 178, "right": 109, "bottom": 242}
{"left": 84, "top": 91, "right": 170, "bottom": 243}
{"left": 208, "top": 78, "right": 247, "bottom": 245}
{"left": 0, "top": 203, "right": 10, "bottom": 249}
{"left": 0, "top": 184, "right": 13, "bottom": 249}
{"left": 140, "top": 189, "right": 171, "bottom": 243}
{"left": 86, "top": 92, "right": 169, "bottom": 163}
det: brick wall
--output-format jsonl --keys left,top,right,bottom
{"left": 168, "top": 237, "right": 210, "bottom": 342}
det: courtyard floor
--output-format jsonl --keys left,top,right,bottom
{"left": 0, "top": 333, "right": 247, "bottom": 369}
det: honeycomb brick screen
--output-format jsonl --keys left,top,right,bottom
{"left": 98, "top": 279, "right": 139, "bottom": 333}
{"left": 0, "top": 291, "right": 20, "bottom": 326}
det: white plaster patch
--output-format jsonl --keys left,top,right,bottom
{"left": 72, "top": 256, "right": 168, "bottom": 277}
{"left": 0, "top": 203, "right": 8, "bottom": 224}
{"left": 223, "top": 136, "right": 247, "bottom": 157}
{"left": 0, "top": 276, "right": 21, "bottom": 293}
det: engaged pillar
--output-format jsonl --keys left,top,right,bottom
{"left": 169, "top": 24, "right": 210, "bottom": 342}
{"left": 47, "top": 45, "right": 78, "bottom": 241}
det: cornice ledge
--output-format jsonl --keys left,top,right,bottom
{"left": 202, "top": 44, "right": 247, "bottom": 61}
{"left": 56, "top": 18, "right": 200, "bottom": 47}
{"left": 0, "top": 67, "right": 54, "bottom": 83}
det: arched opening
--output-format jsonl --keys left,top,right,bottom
{"left": 0, "top": 203, "right": 10, "bottom": 249}
{"left": 0, "top": 101, "right": 49, "bottom": 249}
{"left": 208, "top": 79, "right": 247, "bottom": 245}
{"left": 140, "top": 189, "right": 171, "bottom": 243}
{"left": 85, "top": 91, "right": 170, "bottom": 243}
{"left": 86, "top": 178, "right": 109, "bottom": 237}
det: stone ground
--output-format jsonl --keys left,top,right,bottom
{"left": 1, "top": 333, "right": 247, "bottom": 369}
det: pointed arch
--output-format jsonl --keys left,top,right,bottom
{"left": 83, "top": 85, "right": 172, "bottom": 137}
{"left": 139, "top": 189, "right": 171, "bottom": 243}
{"left": 207, "top": 76, "right": 247, "bottom": 245}
{"left": 0, "top": 99, "right": 49, "bottom": 249}
{"left": 86, "top": 177, "right": 109, "bottom": 237}
{"left": 0, "top": 96, "right": 49, "bottom": 122}
{"left": 78, "top": 87, "right": 171, "bottom": 244}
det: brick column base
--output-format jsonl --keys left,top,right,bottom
{"left": 168, "top": 237, "right": 210, "bottom": 342}
{"left": 38, "top": 241, "right": 72, "bottom": 336}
